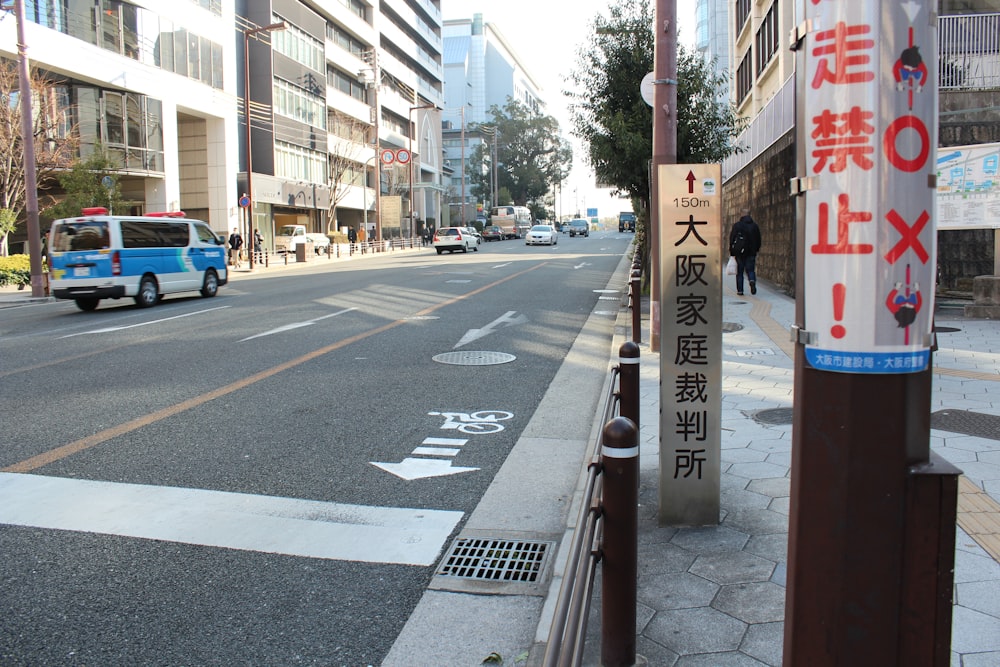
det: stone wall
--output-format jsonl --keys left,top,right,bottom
{"left": 722, "top": 131, "right": 797, "bottom": 296}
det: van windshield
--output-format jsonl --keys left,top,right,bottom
{"left": 50, "top": 220, "right": 111, "bottom": 252}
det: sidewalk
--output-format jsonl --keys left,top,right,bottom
{"left": 565, "top": 280, "right": 1000, "bottom": 666}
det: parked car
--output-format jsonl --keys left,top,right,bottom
{"left": 568, "top": 219, "right": 590, "bottom": 237}
{"left": 481, "top": 225, "right": 504, "bottom": 241}
{"left": 433, "top": 227, "right": 478, "bottom": 254}
{"left": 464, "top": 226, "right": 483, "bottom": 243}
{"left": 525, "top": 224, "right": 558, "bottom": 246}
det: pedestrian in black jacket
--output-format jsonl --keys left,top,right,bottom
{"left": 728, "top": 210, "right": 762, "bottom": 295}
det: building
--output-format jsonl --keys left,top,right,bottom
{"left": 441, "top": 12, "right": 543, "bottom": 224}
{"left": 2, "top": 0, "right": 241, "bottom": 237}
{"left": 239, "top": 0, "right": 445, "bottom": 243}
{"left": 2, "top": 0, "right": 444, "bottom": 250}
{"left": 693, "top": 0, "right": 730, "bottom": 102}
{"left": 720, "top": 0, "right": 1000, "bottom": 294}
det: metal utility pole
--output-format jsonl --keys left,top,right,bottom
{"left": 13, "top": 0, "right": 44, "bottom": 298}
{"left": 650, "top": 0, "right": 678, "bottom": 352}
{"left": 784, "top": 1, "right": 958, "bottom": 663}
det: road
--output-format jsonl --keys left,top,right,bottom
{"left": 0, "top": 231, "right": 631, "bottom": 665}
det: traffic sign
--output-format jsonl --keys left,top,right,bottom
{"left": 395, "top": 149, "right": 411, "bottom": 165}
{"left": 239, "top": 195, "right": 250, "bottom": 208}
{"left": 380, "top": 148, "right": 395, "bottom": 165}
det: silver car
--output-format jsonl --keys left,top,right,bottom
{"left": 525, "top": 224, "right": 558, "bottom": 246}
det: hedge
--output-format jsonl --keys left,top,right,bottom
{"left": 0, "top": 254, "right": 39, "bottom": 287}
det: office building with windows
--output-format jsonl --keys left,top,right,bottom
{"left": 441, "top": 12, "right": 543, "bottom": 224}
{"left": 239, "top": 0, "right": 444, "bottom": 242}
{"left": 3, "top": 0, "right": 240, "bottom": 235}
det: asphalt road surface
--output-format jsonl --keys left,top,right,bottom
{"left": 0, "top": 231, "right": 632, "bottom": 665}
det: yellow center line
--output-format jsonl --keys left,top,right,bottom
{"left": 4, "top": 262, "right": 546, "bottom": 473}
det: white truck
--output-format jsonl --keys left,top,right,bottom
{"left": 274, "top": 224, "right": 330, "bottom": 255}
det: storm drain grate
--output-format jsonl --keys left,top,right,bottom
{"left": 931, "top": 410, "right": 1000, "bottom": 441}
{"left": 437, "top": 538, "right": 551, "bottom": 583}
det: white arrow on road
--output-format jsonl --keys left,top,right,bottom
{"left": 370, "top": 458, "right": 479, "bottom": 480}
{"left": 574, "top": 262, "right": 591, "bottom": 270}
{"left": 240, "top": 307, "right": 356, "bottom": 341}
{"left": 454, "top": 310, "right": 528, "bottom": 348}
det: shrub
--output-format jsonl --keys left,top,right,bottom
{"left": 0, "top": 254, "right": 34, "bottom": 287}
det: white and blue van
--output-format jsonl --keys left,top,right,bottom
{"left": 48, "top": 208, "right": 229, "bottom": 311}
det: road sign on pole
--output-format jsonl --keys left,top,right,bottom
{"left": 657, "top": 163, "right": 722, "bottom": 526}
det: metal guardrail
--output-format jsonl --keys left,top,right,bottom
{"left": 543, "top": 335, "right": 641, "bottom": 667}
{"left": 939, "top": 12, "right": 1000, "bottom": 90}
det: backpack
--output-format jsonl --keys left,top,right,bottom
{"left": 730, "top": 229, "right": 748, "bottom": 257}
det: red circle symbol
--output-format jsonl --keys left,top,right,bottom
{"left": 395, "top": 149, "right": 411, "bottom": 164}
{"left": 380, "top": 149, "right": 395, "bottom": 165}
{"left": 883, "top": 115, "right": 929, "bottom": 173}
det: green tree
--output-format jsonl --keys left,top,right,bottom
{"left": 46, "top": 146, "right": 128, "bottom": 220}
{"left": 0, "top": 59, "right": 78, "bottom": 255}
{"left": 469, "top": 99, "right": 572, "bottom": 212}
{"left": 567, "top": 0, "right": 744, "bottom": 256}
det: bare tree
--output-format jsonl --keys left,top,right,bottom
{"left": 326, "top": 111, "right": 370, "bottom": 234}
{"left": 0, "top": 59, "right": 78, "bottom": 255}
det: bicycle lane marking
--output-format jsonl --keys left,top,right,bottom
{"left": 3, "top": 262, "right": 548, "bottom": 473}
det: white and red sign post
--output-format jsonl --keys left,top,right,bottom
{"left": 786, "top": 2, "right": 959, "bottom": 663}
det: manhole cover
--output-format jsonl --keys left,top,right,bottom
{"left": 736, "top": 348, "right": 776, "bottom": 357}
{"left": 437, "top": 538, "right": 551, "bottom": 583}
{"left": 931, "top": 410, "right": 1000, "bottom": 440}
{"left": 404, "top": 315, "right": 440, "bottom": 320}
{"left": 432, "top": 351, "right": 516, "bottom": 366}
{"left": 594, "top": 289, "right": 619, "bottom": 294}
{"left": 722, "top": 322, "right": 744, "bottom": 333}
{"left": 754, "top": 407, "right": 794, "bottom": 425}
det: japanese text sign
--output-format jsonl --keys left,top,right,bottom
{"left": 658, "top": 164, "right": 722, "bottom": 526}
{"left": 799, "top": 1, "right": 937, "bottom": 374}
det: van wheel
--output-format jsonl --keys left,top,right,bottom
{"left": 75, "top": 298, "right": 100, "bottom": 312}
{"left": 436, "top": 248, "right": 443, "bottom": 254}
{"left": 134, "top": 275, "right": 158, "bottom": 308}
{"left": 200, "top": 269, "right": 219, "bottom": 297}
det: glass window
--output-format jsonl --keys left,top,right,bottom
{"left": 100, "top": 0, "right": 122, "bottom": 54}
{"left": 200, "top": 38, "right": 212, "bottom": 85}
{"left": 51, "top": 220, "right": 110, "bottom": 252}
{"left": 173, "top": 27, "right": 188, "bottom": 76}
{"left": 105, "top": 92, "right": 124, "bottom": 145}
{"left": 158, "top": 18, "right": 174, "bottom": 70}
{"left": 125, "top": 93, "right": 142, "bottom": 148}
{"left": 212, "top": 43, "right": 224, "bottom": 89}
{"left": 188, "top": 31, "right": 200, "bottom": 80}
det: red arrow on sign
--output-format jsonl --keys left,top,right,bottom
{"left": 686, "top": 171, "right": 696, "bottom": 193}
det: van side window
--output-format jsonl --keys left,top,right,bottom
{"left": 51, "top": 221, "right": 111, "bottom": 252}
{"left": 121, "top": 221, "right": 189, "bottom": 248}
{"left": 194, "top": 223, "right": 219, "bottom": 244}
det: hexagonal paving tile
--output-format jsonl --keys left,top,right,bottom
{"left": 644, "top": 606, "right": 748, "bottom": 655}
{"left": 689, "top": 551, "right": 776, "bottom": 585}
{"left": 671, "top": 525, "right": 750, "bottom": 553}
{"left": 637, "top": 571, "right": 719, "bottom": 611}
{"left": 713, "top": 581, "right": 786, "bottom": 624}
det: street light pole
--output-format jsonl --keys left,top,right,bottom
{"left": 408, "top": 104, "right": 437, "bottom": 239}
{"left": 243, "top": 20, "right": 285, "bottom": 271}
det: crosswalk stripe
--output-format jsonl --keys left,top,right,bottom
{"left": 0, "top": 473, "right": 462, "bottom": 566}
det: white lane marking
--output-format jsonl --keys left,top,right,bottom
{"left": 60, "top": 306, "right": 231, "bottom": 338}
{"left": 492, "top": 263, "right": 511, "bottom": 268}
{"left": 240, "top": 307, "right": 357, "bottom": 341}
{"left": 370, "top": 458, "right": 479, "bottom": 480}
{"left": 574, "top": 262, "right": 591, "bottom": 269}
{"left": 454, "top": 310, "right": 528, "bottom": 349}
{"left": 412, "top": 447, "right": 461, "bottom": 457}
{"left": 0, "top": 473, "right": 462, "bottom": 566}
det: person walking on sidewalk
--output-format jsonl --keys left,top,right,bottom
{"left": 228, "top": 228, "right": 244, "bottom": 269}
{"left": 729, "top": 209, "right": 762, "bottom": 295}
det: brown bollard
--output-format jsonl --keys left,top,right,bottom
{"left": 618, "top": 342, "right": 640, "bottom": 430}
{"left": 630, "top": 270, "right": 642, "bottom": 343}
{"left": 601, "top": 416, "right": 638, "bottom": 667}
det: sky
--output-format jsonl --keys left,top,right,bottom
{"left": 439, "top": 0, "right": 697, "bottom": 220}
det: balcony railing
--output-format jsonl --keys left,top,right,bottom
{"left": 939, "top": 12, "right": 1000, "bottom": 90}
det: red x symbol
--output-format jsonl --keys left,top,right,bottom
{"left": 884, "top": 209, "right": 929, "bottom": 264}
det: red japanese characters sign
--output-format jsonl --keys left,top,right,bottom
{"left": 800, "top": 1, "right": 937, "bottom": 374}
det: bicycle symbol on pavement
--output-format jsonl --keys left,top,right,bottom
{"left": 428, "top": 410, "right": 513, "bottom": 434}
